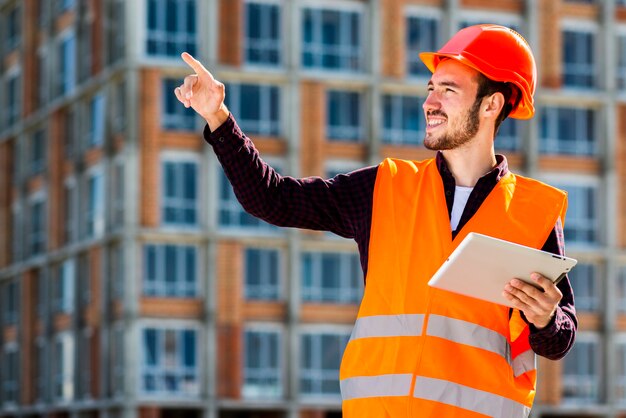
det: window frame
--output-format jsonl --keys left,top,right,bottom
{"left": 561, "top": 332, "right": 602, "bottom": 405}
{"left": 300, "top": 326, "right": 351, "bottom": 399}
{"left": 160, "top": 152, "right": 200, "bottom": 227}
{"left": 243, "top": 0, "right": 283, "bottom": 67}
{"left": 143, "top": 243, "right": 199, "bottom": 298}
{"left": 300, "top": 2, "right": 365, "bottom": 73}
{"left": 242, "top": 324, "right": 284, "bottom": 399}
{"left": 405, "top": 7, "right": 442, "bottom": 78}
{"left": 139, "top": 322, "right": 201, "bottom": 398}
{"left": 561, "top": 20, "right": 598, "bottom": 89}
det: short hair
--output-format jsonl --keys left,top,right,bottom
{"left": 474, "top": 73, "right": 521, "bottom": 134}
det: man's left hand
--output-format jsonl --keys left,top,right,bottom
{"left": 502, "top": 273, "right": 562, "bottom": 329}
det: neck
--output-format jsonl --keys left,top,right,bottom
{"left": 440, "top": 140, "right": 497, "bottom": 187}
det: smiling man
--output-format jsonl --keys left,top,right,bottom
{"left": 175, "top": 24, "right": 577, "bottom": 418}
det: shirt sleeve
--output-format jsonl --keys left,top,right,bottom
{"left": 526, "top": 218, "right": 578, "bottom": 360}
{"left": 204, "top": 114, "right": 377, "bottom": 241}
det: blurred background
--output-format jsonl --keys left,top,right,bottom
{"left": 0, "top": 0, "right": 625, "bottom": 417}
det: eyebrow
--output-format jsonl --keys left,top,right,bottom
{"left": 427, "top": 80, "right": 462, "bottom": 89}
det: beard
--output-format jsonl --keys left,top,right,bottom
{"left": 423, "top": 98, "right": 481, "bottom": 151}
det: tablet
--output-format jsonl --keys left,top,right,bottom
{"left": 427, "top": 232, "right": 578, "bottom": 308}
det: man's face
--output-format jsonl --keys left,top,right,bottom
{"left": 422, "top": 59, "right": 483, "bottom": 151}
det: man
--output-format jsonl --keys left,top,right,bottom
{"left": 175, "top": 24, "right": 576, "bottom": 418}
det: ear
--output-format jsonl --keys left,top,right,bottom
{"left": 482, "top": 92, "right": 506, "bottom": 119}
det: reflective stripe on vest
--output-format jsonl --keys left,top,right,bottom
{"left": 512, "top": 349, "right": 536, "bottom": 378}
{"left": 341, "top": 374, "right": 413, "bottom": 400}
{"left": 350, "top": 314, "right": 425, "bottom": 339}
{"left": 341, "top": 374, "right": 531, "bottom": 417}
{"left": 426, "top": 314, "right": 507, "bottom": 358}
{"left": 347, "top": 314, "right": 535, "bottom": 377}
{"left": 413, "top": 376, "right": 531, "bottom": 417}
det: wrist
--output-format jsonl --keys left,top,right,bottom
{"left": 205, "top": 104, "right": 230, "bottom": 132}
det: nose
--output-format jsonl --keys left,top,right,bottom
{"left": 422, "top": 91, "right": 441, "bottom": 114}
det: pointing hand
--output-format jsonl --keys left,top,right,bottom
{"left": 175, "top": 52, "right": 229, "bottom": 131}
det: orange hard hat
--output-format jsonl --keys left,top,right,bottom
{"left": 419, "top": 24, "right": 537, "bottom": 119}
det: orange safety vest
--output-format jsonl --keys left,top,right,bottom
{"left": 339, "top": 158, "right": 567, "bottom": 418}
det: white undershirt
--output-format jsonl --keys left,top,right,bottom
{"left": 450, "top": 186, "right": 474, "bottom": 231}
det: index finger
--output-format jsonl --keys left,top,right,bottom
{"left": 181, "top": 52, "right": 213, "bottom": 79}
{"left": 530, "top": 272, "right": 557, "bottom": 292}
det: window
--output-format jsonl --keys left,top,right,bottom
{"left": 55, "top": 259, "right": 76, "bottom": 314}
{"left": 539, "top": 106, "right": 597, "bottom": 156}
{"left": 35, "top": 268, "right": 46, "bottom": 318}
{"left": 302, "top": 7, "right": 363, "bottom": 71}
{"left": 406, "top": 14, "right": 440, "bottom": 76}
{"left": 78, "top": 252, "right": 91, "bottom": 306}
{"left": 243, "top": 328, "right": 282, "bottom": 398}
{"left": 6, "top": 5, "right": 21, "bottom": 51}
{"left": 29, "top": 196, "right": 46, "bottom": 256}
{"left": 218, "top": 168, "right": 279, "bottom": 231}
{"left": 562, "top": 335, "right": 600, "bottom": 404}
{"left": 53, "top": 333, "right": 75, "bottom": 401}
{"left": 162, "top": 159, "right": 198, "bottom": 226}
{"left": 146, "top": 0, "right": 196, "bottom": 57}
{"left": 37, "top": 51, "right": 49, "bottom": 108}
{"left": 12, "top": 204, "right": 23, "bottom": 262}
{"left": 141, "top": 326, "right": 199, "bottom": 396}
{"left": 143, "top": 244, "right": 197, "bottom": 297}
{"left": 302, "top": 252, "right": 363, "bottom": 304}
{"left": 619, "top": 266, "right": 626, "bottom": 313}
{"left": 55, "top": 0, "right": 77, "bottom": 14}
{"left": 162, "top": 79, "right": 196, "bottom": 131}
{"left": 78, "top": 330, "right": 92, "bottom": 399}
{"left": 3, "top": 280, "right": 19, "bottom": 326}
{"left": 64, "top": 107, "right": 76, "bottom": 158}
{"left": 562, "top": 28, "right": 596, "bottom": 88}
{"left": 567, "top": 263, "right": 599, "bottom": 312}
{"left": 110, "top": 244, "right": 125, "bottom": 300}
{"left": 86, "top": 169, "right": 105, "bottom": 237}
{"left": 6, "top": 71, "right": 21, "bottom": 127}
{"left": 34, "top": 338, "right": 46, "bottom": 402}
{"left": 495, "top": 118, "right": 522, "bottom": 152}
{"left": 245, "top": 1, "right": 281, "bottom": 66}
{"left": 327, "top": 90, "right": 363, "bottom": 142}
{"left": 224, "top": 83, "right": 281, "bottom": 136}
{"left": 31, "top": 128, "right": 47, "bottom": 175}
{"left": 113, "top": 80, "right": 127, "bottom": 133}
{"left": 382, "top": 94, "right": 425, "bottom": 145}
{"left": 58, "top": 32, "right": 76, "bottom": 96}
{"left": 77, "top": 15, "right": 93, "bottom": 83}
{"left": 106, "top": 0, "right": 126, "bottom": 65}
{"left": 550, "top": 182, "right": 598, "bottom": 245}
{"left": 2, "top": 345, "right": 19, "bottom": 404}
{"left": 64, "top": 180, "right": 77, "bottom": 244}
{"left": 112, "top": 160, "right": 125, "bottom": 227}
{"left": 110, "top": 325, "right": 125, "bottom": 397}
{"left": 87, "top": 93, "right": 106, "bottom": 147}
{"left": 301, "top": 331, "right": 350, "bottom": 397}
{"left": 245, "top": 248, "right": 281, "bottom": 300}
{"left": 618, "top": 33, "right": 626, "bottom": 90}
{"left": 617, "top": 336, "right": 626, "bottom": 404}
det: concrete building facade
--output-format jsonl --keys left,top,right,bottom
{"left": 1, "top": 0, "right": 626, "bottom": 417}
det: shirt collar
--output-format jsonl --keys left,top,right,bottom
{"left": 435, "top": 151, "right": 509, "bottom": 186}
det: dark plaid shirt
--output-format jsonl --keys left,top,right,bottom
{"left": 205, "top": 114, "right": 577, "bottom": 360}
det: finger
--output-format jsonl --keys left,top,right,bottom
{"left": 181, "top": 52, "right": 214, "bottom": 80}
{"left": 530, "top": 273, "right": 563, "bottom": 300}
{"left": 508, "top": 279, "right": 544, "bottom": 300}
{"left": 183, "top": 75, "right": 198, "bottom": 100}
{"left": 174, "top": 86, "right": 184, "bottom": 103}
{"left": 502, "top": 290, "right": 531, "bottom": 311}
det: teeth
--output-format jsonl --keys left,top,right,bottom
{"left": 427, "top": 119, "right": 445, "bottom": 127}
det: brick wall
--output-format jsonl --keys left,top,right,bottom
{"left": 381, "top": 0, "right": 405, "bottom": 79}
{"left": 140, "top": 69, "right": 161, "bottom": 227}
{"left": 219, "top": 0, "right": 242, "bottom": 66}
{"left": 539, "top": 0, "right": 562, "bottom": 88}
{"left": 300, "top": 81, "right": 325, "bottom": 177}
{"left": 217, "top": 241, "right": 244, "bottom": 398}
